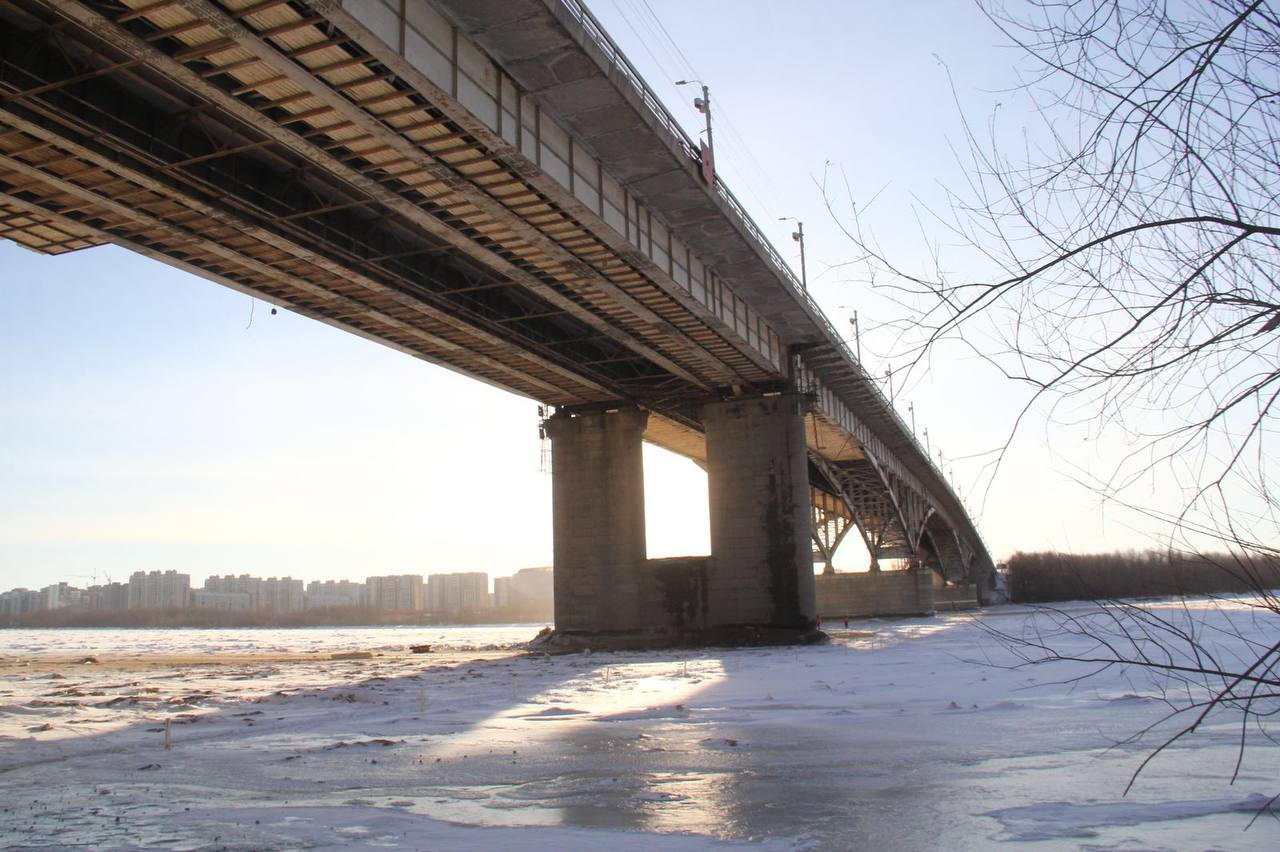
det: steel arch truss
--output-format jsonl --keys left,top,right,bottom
{"left": 808, "top": 451, "right": 976, "bottom": 581}
{"left": 810, "top": 485, "right": 854, "bottom": 569}
{"left": 918, "top": 515, "right": 973, "bottom": 583}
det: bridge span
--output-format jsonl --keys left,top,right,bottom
{"left": 0, "top": 0, "right": 994, "bottom": 644}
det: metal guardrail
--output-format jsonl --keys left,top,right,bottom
{"left": 557, "top": 1, "right": 809, "bottom": 295}
{"left": 557, "top": 0, "right": 934, "bottom": 471}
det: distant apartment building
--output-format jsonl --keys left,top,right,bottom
{"left": 87, "top": 582, "right": 129, "bottom": 611}
{"left": 0, "top": 588, "right": 43, "bottom": 615}
{"left": 508, "top": 566, "right": 553, "bottom": 606}
{"left": 0, "top": 583, "right": 90, "bottom": 613}
{"left": 305, "top": 580, "right": 366, "bottom": 610}
{"left": 191, "top": 590, "right": 252, "bottom": 611}
{"left": 39, "top": 582, "right": 78, "bottom": 610}
{"left": 426, "top": 572, "right": 489, "bottom": 614}
{"left": 366, "top": 574, "right": 425, "bottom": 611}
{"left": 203, "top": 575, "right": 303, "bottom": 612}
{"left": 127, "top": 570, "right": 191, "bottom": 609}
{"left": 493, "top": 576, "right": 512, "bottom": 608}
{"left": 204, "top": 574, "right": 260, "bottom": 605}
{"left": 260, "top": 577, "right": 304, "bottom": 613}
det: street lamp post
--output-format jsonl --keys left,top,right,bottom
{"left": 778, "top": 217, "right": 807, "bottom": 290}
{"left": 675, "top": 79, "right": 713, "bottom": 170}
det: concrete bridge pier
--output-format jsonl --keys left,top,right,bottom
{"left": 544, "top": 407, "right": 648, "bottom": 635}
{"left": 542, "top": 395, "right": 819, "bottom": 649}
{"left": 702, "top": 393, "right": 818, "bottom": 641}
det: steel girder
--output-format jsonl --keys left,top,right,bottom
{"left": 923, "top": 522, "right": 968, "bottom": 583}
{"left": 809, "top": 484, "right": 854, "bottom": 570}
{"left": 808, "top": 449, "right": 977, "bottom": 582}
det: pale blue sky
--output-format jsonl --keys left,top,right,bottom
{"left": 0, "top": 1, "right": 1166, "bottom": 591}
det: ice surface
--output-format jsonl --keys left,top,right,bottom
{"left": 0, "top": 623, "right": 540, "bottom": 658}
{"left": 986, "top": 794, "right": 1275, "bottom": 841}
{"left": 1, "top": 603, "right": 1276, "bottom": 849}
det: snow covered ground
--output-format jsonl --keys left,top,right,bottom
{"left": 1, "top": 601, "right": 1275, "bottom": 850}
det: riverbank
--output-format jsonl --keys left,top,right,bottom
{"left": 1, "top": 605, "right": 553, "bottom": 630}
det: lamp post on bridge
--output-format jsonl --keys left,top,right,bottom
{"left": 676, "top": 79, "right": 714, "bottom": 184}
{"left": 778, "top": 217, "right": 807, "bottom": 290}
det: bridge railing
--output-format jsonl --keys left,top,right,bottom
{"left": 558, "top": 1, "right": 810, "bottom": 296}
{"left": 557, "top": 0, "right": 941, "bottom": 483}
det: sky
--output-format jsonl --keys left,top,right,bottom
{"left": 0, "top": 0, "right": 1182, "bottom": 591}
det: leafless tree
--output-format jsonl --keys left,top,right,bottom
{"left": 837, "top": 0, "right": 1279, "bottom": 515}
{"left": 830, "top": 0, "right": 1280, "bottom": 810}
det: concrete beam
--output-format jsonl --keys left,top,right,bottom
{"left": 815, "top": 569, "right": 934, "bottom": 620}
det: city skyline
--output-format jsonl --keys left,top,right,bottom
{"left": 0, "top": 565, "right": 554, "bottom": 617}
{"left": 0, "top": 554, "right": 555, "bottom": 592}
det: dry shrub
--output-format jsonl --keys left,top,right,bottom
{"left": 1006, "top": 550, "right": 1280, "bottom": 603}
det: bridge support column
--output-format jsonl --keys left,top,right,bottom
{"left": 545, "top": 407, "right": 648, "bottom": 635}
{"left": 702, "top": 394, "right": 817, "bottom": 639}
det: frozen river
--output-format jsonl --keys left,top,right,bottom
{"left": 1, "top": 623, "right": 544, "bottom": 658}
{"left": 1, "top": 604, "right": 1275, "bottom": 849}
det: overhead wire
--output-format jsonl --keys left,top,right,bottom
{"left": 714, "top": 111, "right": 789, "bottom": 209}
{"left": 623, "top": 0, "right": 691, "bottom": 85}
{"left": 607, "top": 0, "right": 824, "bottom": 295}
{"left": 632, "top": 0, "right": 791, "bottom": 210}
{"left": 620, "top": 0, "right": 790, "bottom": 220}
{"left": 638, "top": 0, "right": 700, "bottom": 78}
{"left": 607, "top": 0, "right": 685, "bottom": 94}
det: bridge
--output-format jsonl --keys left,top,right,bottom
{"left": 0, "top": 0, "right": 995, "bottom": 644}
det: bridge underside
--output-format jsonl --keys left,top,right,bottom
{"left": 0, "top": 0, "right": 993, "bottom": 644}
